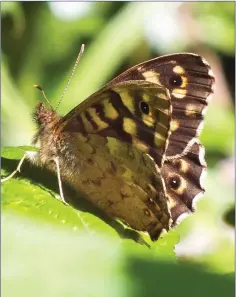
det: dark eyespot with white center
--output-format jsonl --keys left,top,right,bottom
{"left": 140, "top": 101, "right": 150, "bottom": 114}
{"left": 169, "top": 176, "right": 181, "bottom": 189}
{"left": 169, "top": 75, "right": 182, "bottom": 87}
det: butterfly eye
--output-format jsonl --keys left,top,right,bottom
{"left": 169, "top": 176, "right": 181, "bottom": 189}
{"left": 140, "top": 101, "right": 150, "bottom": 115}
{"left": 169, "top": 75, "right": 182, "bottom": 87}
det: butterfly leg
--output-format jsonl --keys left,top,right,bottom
{"left": 53, "top": 157, "right": 68, "bottom": 206}
{"left": 53, "top": 157, "right": 91, "bottom": 232}
{"left": 1, "top": 153, "right": 29, "bottom": 182}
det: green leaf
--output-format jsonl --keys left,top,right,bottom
{"left": 2, "top": 213, "right": 233, "bottom": 297}
{"left": 1, "top": 146, "right": 39, "bottom": 160}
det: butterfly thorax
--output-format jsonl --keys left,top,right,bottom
{"left": 32, "top": 103, "right": 86, "bottom": 180}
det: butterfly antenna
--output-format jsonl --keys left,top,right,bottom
{"left": 55, "top": 44, "right": 85, "bottom": 111}
{"left": 33, "top": 84, "right": 53, "bottom": 109}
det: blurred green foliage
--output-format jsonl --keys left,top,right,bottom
{"left": 1, "top": 2, "right": 234, "bottom": 297}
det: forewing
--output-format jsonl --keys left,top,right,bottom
{"left": 58, "top": 81, "right": 172, "bottom": 167}
{"left": 107, "top": 53, "right": 215, "bottom": 157}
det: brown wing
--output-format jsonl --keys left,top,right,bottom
{"left": 107, "top": 53, "right": 215, "bottom": 158}
{"left": 161, "top": 140, "right": 206, "bottom": 225}
{"left": 56, "top": 133, "right": 171, "bottom": 241}
{"left": 57, "top": 81, "right": 172, "bottom": 167}
{"left": 53, "top": 81, "right": 173, "bottom": 240}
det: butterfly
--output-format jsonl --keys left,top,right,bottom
{"left": 2, "top": 51, "right": 215, "bottom": 241}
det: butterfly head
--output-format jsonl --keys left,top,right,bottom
{"left": 33, "top": 103, "right": 60, "bottom": 128}
{"left": 31, "top": 103, "right": 62, "bottom": 162}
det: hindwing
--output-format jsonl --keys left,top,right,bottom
{"left": 161, "top": 139, "right": 206, "bottom": 225}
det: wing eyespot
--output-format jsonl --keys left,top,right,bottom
{"left": 139, "top": 101, "right": 150, "bottom": 115}
{"left": 169, "top": 175, "right": 181, "bottom": 190}
{"left": 169, "top": 75, "right": 182, "bottom": 87}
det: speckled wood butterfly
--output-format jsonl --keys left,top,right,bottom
{"left": 2, "top": 51, "right": 215, "bottom": 241}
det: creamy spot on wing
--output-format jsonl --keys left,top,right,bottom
{"left": 185, "top": 104, "right": 201, "bottom": 116}
{"left": 103, "top": 99, "right": 119, "bottom": 120}
{"left": 172, "top": 88, "right": 187, "bottom": 99}
{"left": 173, "top": 65, "right": 185, "bottom": 75}
{"left": 123, "top": 118, "right": 137, "bottom": 135}
{"left": 142, "top": 71, "right": 161, "bottom": 85}
{"left": 170, "top": 120, "right": 180, "bottom": 131}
